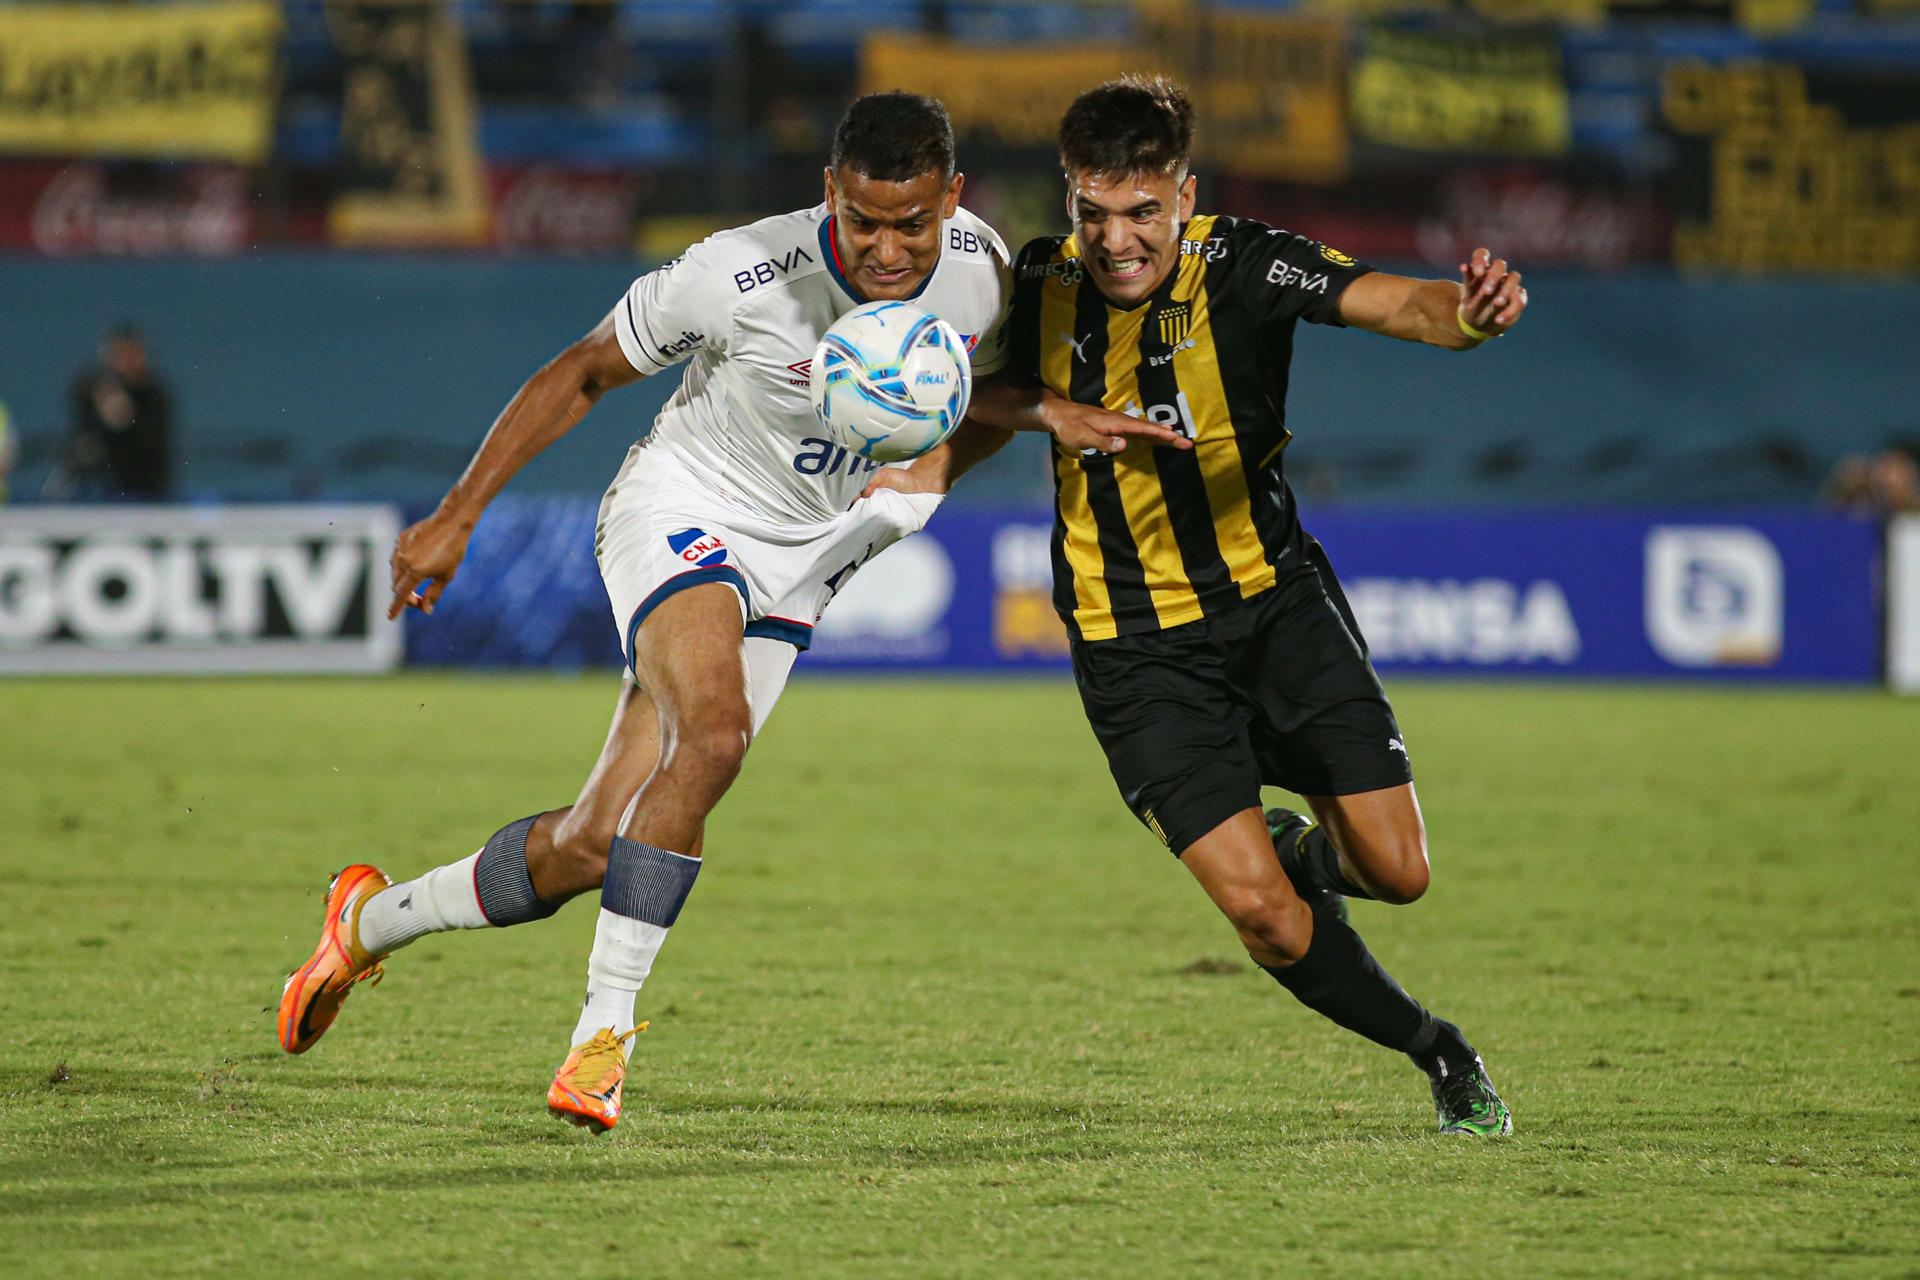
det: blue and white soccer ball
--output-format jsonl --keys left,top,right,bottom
{"left": 809, "top": 301, "right": 972, "bottom": 463}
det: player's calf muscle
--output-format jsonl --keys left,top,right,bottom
{"left": 528, "top": 808, "right": 619, "bottom": 901}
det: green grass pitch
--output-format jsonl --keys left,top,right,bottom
{"left": 2, "top": 674, "right": 1916, "bottom": 1278}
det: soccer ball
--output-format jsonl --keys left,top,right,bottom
{"left": 809, "top": 300, "right": 972, "bottom": 463}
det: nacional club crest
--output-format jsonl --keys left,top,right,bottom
{"left": 667, "top": 527, "right": 729, "bottom": 567}
{"left": 1157, "top": 302, "right": 1192, "bottom": 348}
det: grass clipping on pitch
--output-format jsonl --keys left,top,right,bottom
{"left": 1, "top": 675, "right": 1916, "bottom": 1278}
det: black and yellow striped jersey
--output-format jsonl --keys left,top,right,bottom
{"left": 1007, "top": 214, "right": 1373, "bottom": 642}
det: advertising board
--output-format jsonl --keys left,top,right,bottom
{"left": 1889, "top": 514, "right": 1920, "bottom": 695}
{"left": 0, "top": 505, "right": 403, "bottom": 674}
{"left": 403, "top": 501, "right": 1878, "bottom": 683}
{"left": 1310, "top": 510, "right": 1878, "bottom": 681}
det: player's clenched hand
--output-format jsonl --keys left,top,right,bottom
{"left": 388, "top": 513, "right": 474, "bottom": 619}
{"left": 1044, "top": 400, "right": 1195, "bottom": 454}
{"left": 1457, "top": 248, "right": 1527, "bottom": 338}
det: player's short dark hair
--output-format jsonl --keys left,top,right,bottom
{"left": 1058, "top": 75, "right": 1194, "bottom": 178}
{"left": 830, "top": 91, "right": 955, "bottom": 183}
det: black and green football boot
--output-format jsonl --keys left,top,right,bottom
{"left": 1422, "top": 1052, "right": 1513, "bottom": 1137}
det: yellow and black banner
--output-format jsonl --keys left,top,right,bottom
{"left": 1144, "top": 11, "right": 1349, "bottom": 184}
{"left": 1350, "top": 26, "right": 1569, "bottom": 156}
{"left": 0, "top": 1, "right": 281, "bottom": 163}
{"left": 862, "top": 12, "right": 1348, "bottom": 183}
{"left": 1664, "top": 61, "right": 1920, "bottom": 273}
{"left": 327, "top": 0, "right": 487, "bottom": 247}
{"left": 861, "top": 35, "right": 1135, "bottom": 151}
{"left": 1305, "top": 0, "right": 1813, "bottom": 33}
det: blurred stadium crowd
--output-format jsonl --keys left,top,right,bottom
{"left": 0, "top": 0, "right": 1916, "bottom": 508}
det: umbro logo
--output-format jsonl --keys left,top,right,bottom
{"left": 786, "top": 358, "right": 812, "bottom": 387}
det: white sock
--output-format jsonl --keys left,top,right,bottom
{"left": 357, "top": 851, "right": 490, "bottom": 954}
{"left": 569, "top": 908, "right": 670, "bottom": 1050}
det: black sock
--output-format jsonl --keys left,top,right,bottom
{"left": 1261, "top": 903, "right": 1442, "bottom": 1055}
{"left": 1270, "top": 809, "right": 1374, "bottom": 901}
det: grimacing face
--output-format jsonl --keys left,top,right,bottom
{"left": 824, "top": 164, "right": 962, "bottom": 300}
{"left": 1066, "top": 167, "right": 1196, "bottom": 307}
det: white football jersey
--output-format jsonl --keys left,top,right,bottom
{"left": 611, "top": 203, "right": 1011, "bottom": 525}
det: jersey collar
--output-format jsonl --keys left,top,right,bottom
{"left": 818, "top": 213, "right": 938, "bottom": 305}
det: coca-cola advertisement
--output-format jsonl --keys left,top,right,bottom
{"left": 0, "top": 160, "right": 253, "bottom": 255}
{"left": 486, "top": 165, "right": 643, "bottom": 254}
{"left": 0, "top": 159, "right": 653, "bottom": 256}
{"left": 1219, "top": 167, "right": 1671, "bottom": 269}
{"left": 1414, "top": 169, "right": 1670, "bottom": 270}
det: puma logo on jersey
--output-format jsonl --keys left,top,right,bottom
{"left": 1388, "top": 736, "right": 1408, "bottom": 757}
{"left": 1062, "top": 331, "right": 1092, "bottom": 362}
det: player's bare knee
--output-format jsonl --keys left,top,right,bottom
{"left": 668, "top": 711, "right": 752, "bottom": 786}
{"left": 1368, "top": 836, "right": 1430, "bottom": 905}
{"left": 1217, "top": 889, "right": 1311, "bottom": 962}
{"left": 1381, "top": 860, "right": 1430, "bottom": 905}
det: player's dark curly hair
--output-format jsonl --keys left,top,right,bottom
{"left": 1058, "top": 75, "right": 1194, "bottom": 177}
{"left": 830, "top": 91, "right": 955, "bottom": 183}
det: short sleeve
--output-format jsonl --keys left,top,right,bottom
{"left": 965, "top": 253, "right": 1014, "bottom": 379}
{"left": 612, "top": 241, "right": 728, "bottom": 376}
{"left": 1002, "top": 236, "right": 1060, "bottom": 386}
{"left": 1233, "top": 226, "right": 1374, "bottom": 328}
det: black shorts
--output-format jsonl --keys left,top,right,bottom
{"left": 1070, "top": 542, "right": 1412, "bottom": 855}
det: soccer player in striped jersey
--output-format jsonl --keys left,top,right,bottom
{"left": 873, "top": 76, "right": 1527, "bottom": 1136}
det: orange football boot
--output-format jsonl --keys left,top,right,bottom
{"left": 546, "top": 1024, "right": 647, "bottom": 1133}
{"left": 278, "top": 864, "right": 392, "bottom": 1054}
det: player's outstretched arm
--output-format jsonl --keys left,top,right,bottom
{"left": 864, "top": 417, "right": 1016, "bottom": 500}
{"left": 969, "top": 372, "right": 1194, "bottom": 455}
{"left": 863, "top": 371, "right": 1198, "bottom": 502}
{"left": 388, "top": 312, "right": 642, "bottom": 618}
{"left": 1337, "top": 248, "right": 1528, "bottom": 351}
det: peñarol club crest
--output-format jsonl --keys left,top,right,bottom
{"left": 1157, "top": 302, "right": 1191, "bottom": 348}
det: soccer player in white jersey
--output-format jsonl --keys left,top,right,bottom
{"left": 275, "top": 94, "right": 1075, "bottom": 1133}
